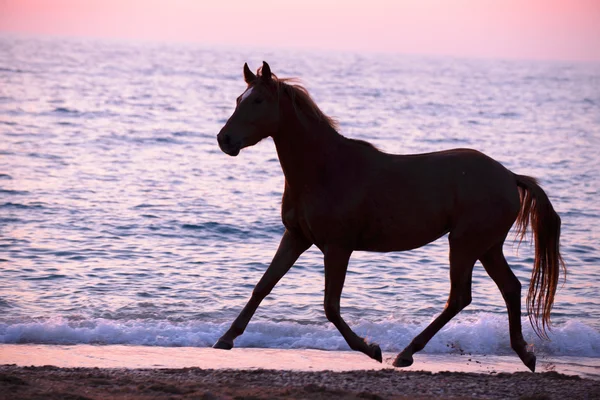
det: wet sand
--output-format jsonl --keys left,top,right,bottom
{"left": 1, "top": 345, "right": 599, "bottom": 399}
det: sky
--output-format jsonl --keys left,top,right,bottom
{"left": 0, "top": 0, "right": 599, "bottom": 62}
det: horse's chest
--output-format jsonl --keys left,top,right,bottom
{"left": 281, "top": 193, "right": 328, "bottom": 243}
{"left": 282, "top": 202, "right": 312, "bottom": 237}
{"left": 282, "top": 190, "right": 357, "bottom": 250}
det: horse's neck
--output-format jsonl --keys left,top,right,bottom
{"left": 272, "top": 113, "right": 341, "bottom": 190}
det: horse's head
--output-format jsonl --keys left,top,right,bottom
{"left": 217, "top": 61, "right": 279, "bottom": 156}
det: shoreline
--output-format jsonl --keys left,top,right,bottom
{"left": 1, "top": 364, "right": 598, "bottom": 399}
{"left": 1, "top": 345, "right": 599, "bottom": 399}
{"left": 1, "top": 345, "right": 599, "bottom": 379}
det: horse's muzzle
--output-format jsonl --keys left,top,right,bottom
{"left": 217, "top": 132, "right": 241, "bottom": 157}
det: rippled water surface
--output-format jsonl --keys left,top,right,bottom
{"left": 1, "top": 36, "right": 599, "bottom": 357}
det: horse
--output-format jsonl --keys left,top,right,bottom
{"left": 214, "top": 61, "right": 565, "bottom": 372}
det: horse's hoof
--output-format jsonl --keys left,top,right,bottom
{"left": 392, "top": 353, "right": 414, "bottom": 368}
{"left": 522, "top": 352, "right": 536, "bottom": 373}
{"left": 213, "top": 339, "right": 234, "bottom": 350}
{"left": 368, "top": 343, "right": 383, "bottom": 363}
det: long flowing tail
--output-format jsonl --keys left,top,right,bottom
{"left": 514, "top": 174, "right": 566, "bottom": 340}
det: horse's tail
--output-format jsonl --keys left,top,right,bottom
{"left": 514, "top": 174, "right": 566, "bottom": 340}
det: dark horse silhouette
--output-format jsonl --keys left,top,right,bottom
{"left": 215, "top": 62, "right": 565, "bottom": 372}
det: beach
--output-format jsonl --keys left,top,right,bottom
{"left": 1, "top": 345, "right": 599, "bottom": 399}
{"left": 1, "top": 364, "right": 598, "bottom": 399}
{"left": 2, "top": 36, "right": 599, "bottom": 399}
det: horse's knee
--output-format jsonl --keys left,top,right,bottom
{"left": 446, "top": 293, "right": 472, "bottom": 313}
{"left": 464, "top": 294, "right": 472, "bottom": 308}
{"left": 459, "top": 294, "right": 472, "bottom": 311}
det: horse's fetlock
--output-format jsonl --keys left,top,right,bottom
{"left": 410, "top": 342, "right": 425, "bottom": 353}
{"left": 350, "top": 342, "right": 363, "bottom": 352}
{"left": 511, "top": 339, "right": 527, "bottom": 353}
{"left": 229, "top": 325, "right": 244, "bottom": 337}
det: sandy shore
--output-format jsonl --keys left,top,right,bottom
{"left": 1, "top": 364, "right": 599, "bottom": 399}
{"left": 2, "top": 345, "right": 599, "bottom": 378}
{"left": 1, "top": 346, "right": 598, "bottom": 399}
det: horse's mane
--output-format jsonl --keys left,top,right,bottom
{"left": 257, "top": 66, "right": 339, "bottom": 131}
{"left": 257, "top": 67, "right": 377, "bottom": 150}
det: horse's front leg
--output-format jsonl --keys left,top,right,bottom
{"left": 323, "top": 246, "right": 382, "bottom": 362}
{"left": 213, "top": 229, "right": 311, "bottom": 350}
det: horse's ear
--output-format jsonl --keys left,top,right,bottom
{"left": 243, "top": 63, "right": 256, "bottom": 84}
{"left": 261, "top": 61, "right": 272, "bottom": 82}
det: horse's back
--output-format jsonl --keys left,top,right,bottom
{"left": 354, "top": 148, "right": 521, "bottom": 251}
{"left": 377, "top": 148, "right": 519, "bottom": 207}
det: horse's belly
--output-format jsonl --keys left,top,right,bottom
{"left": 356, "top": 224, "right": 448, "bottom": 252}
{"left": 355, "top": 205, "right": 451, "bottom": 252}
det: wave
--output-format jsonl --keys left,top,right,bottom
{"left": 181, "top": 221, "right": 283, "bottom": 239}
{"left": 0, "top": 67, "right": 28, "bottom": 73}
{"left": 1, "top": 314, "right": 598, "bottom": 357}
{"left": 0, "top": 189, "right": 29, "bottom": 195}
{"left": 52, "top": 106, "right": 80, "bottom": 114}
{"left": 0, "top": 202, "right": 45, "bottom": 210}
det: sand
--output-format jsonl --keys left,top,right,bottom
{"left": 1, "top": 345, "right": 599, "bottom": 399}
{"left": 1, "top": 364, "right": 599, "bottom": 399}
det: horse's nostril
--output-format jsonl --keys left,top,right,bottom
{"left": 223, "top": 135, "right": 231, "bottom": 145}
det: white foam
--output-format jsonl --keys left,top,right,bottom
{"left": 0, "top": 314, "right": 598, "bottom": 357}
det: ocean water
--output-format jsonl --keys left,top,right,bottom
{"left": 1, "top": 36, "right": 599, "bottom": 359}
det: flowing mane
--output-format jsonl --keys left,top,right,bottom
{"left": 257, "top": 66, "right": 339, "bottom": 131}
{"left": 257, "top": 66, "right": 378, "bottom": 149}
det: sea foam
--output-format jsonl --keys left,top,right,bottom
{"left": 1, "top": 314, "right": 598, "bottom": 357}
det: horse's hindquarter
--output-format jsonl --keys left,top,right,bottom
{"left": 356, "top": 149, "right": 521, "bottom": 252}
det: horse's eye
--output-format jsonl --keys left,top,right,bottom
{"left": 254, "top": 97, "right": 263, "bottom": 104}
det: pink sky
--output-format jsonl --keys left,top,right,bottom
{"left": 1, "top": 0, "right": 599, "bottom": 61}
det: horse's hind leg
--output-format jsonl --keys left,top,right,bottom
{"left": 323, "top": 246, "right": 383, "bottom": 362}
{"left": 393, "top": 246, "right": 476, "bottom": 367}
{"left": 480, "top": 243, "right": 536, "bottom": 372}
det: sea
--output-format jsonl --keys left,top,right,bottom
{"left": 1, "top": 35, "right": 599, "bottom": 365}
